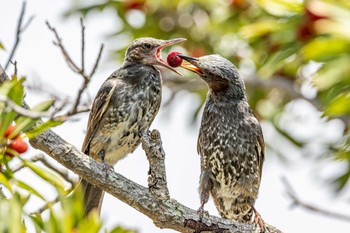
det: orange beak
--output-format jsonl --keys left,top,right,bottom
{"left": 177, "top": 54, "right": 203, "bottom": 75}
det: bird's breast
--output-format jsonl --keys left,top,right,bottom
{"left": 90, "top": 77, "right": 161, "bottom": 166}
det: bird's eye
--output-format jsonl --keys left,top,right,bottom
{"left": 143, "top": 43, "right": 152, "bottom": 50}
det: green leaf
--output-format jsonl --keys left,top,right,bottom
{"left": 76, "top": 211, "right": 102, "bottom": 233}
{"left": 0, "top": 41, "right": 5, "bottom": 50}
{"left": 109, "top": 226, "right": 136, "bottom": 233}
{"left": 259, "top": 46, "right": 298, "bottom": 78}
{"left": 240, "top": 19, "right": 280, "bottom": 39}
{"left": 325, "top": 93, "right": 350, "bottom": 117}
{"left": 333, "top": 162, "right": 350, "bottom": 192}
{"left": 14, "top": 99, "right": 55, "bottom": 136}
{"left": 15, "top": 179, "right": 46, "bottom": 201}
{"left": 257, "top": 0, "right": 303, "bottom": 16}
{"left": 25, "top": 120, "right": 63, "bottom": 138}
{"left": 0, "top": 79, "right": 25, "bottom": 138}
{"left": 29, "top": 213, "right": 45, "bottom": 232}
{"left": 24, "top": 161, "right": 66, "bottom": 193}
{"left": 312, "top": 55, "right": 350, "bottom": 91}
{"left": 9, "top": 193, "right": 26, "bottom": 233}
{"left": 302, "top": 37, "right": 350, "bottom": 62}
{"left": 0, "top": 173, "right": 13, "bottom": 192}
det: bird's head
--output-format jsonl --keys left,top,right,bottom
{"left": 125, "top": 37, "right": 186, "bottom": 76}
{"left": 178, "top": 54, "right": 246, "bottom": 99}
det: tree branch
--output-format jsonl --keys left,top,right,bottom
{"left": 283, "top": 177, "right": 350, "bottom": 222}
{"left": 1, "top": 57, "right": 283, "bottom": 233}
{"left": 5, "top": 1, "right": 34, "bottom": 70}
{"left": 141, "top": 129, "right": 169, "bottom": 200}
{"left": 45, "top": 20, "right": 104, "bottom": 115}
{"left": 28, "top": 127, "right": 281, "bottom": 233}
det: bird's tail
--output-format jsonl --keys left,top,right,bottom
{"left": 77, "top": 178, "right": 105, "bottom": 216}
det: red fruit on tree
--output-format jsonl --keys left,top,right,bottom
{"left": 297, "top": 23, "right": 313, "bottom": 41}
{"left": 306, "top": 8, "right": 327, "bottom": 22}
{"left": 4, "top": 124, "right": 17, "bottom": 138}
{"left": 9, "top": 138, "right": 28, "bottom": 153}
{"left": 167, "top": 51, "right": 183, "bottom": 67}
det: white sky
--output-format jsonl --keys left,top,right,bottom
{"left": 1, "top": 1, "right": 350, "bottom": 232}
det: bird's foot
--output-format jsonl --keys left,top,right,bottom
{"left": 253, "top": 207, "right": 265, "bottom": 233}
{"left": 98, "top": 149, "right": 114, "bottom": 174}
{"left": 102, "top": 160, "right": 114, "bottom": 173}
{"left": 197, "top": 205, "right": 209, "bottom": 221}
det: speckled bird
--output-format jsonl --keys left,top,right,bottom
{"left": 178, "top": 54, "right": 265, "bottom": 229}
{"left": 80, "top": 37, "right": 186, "bottom": 216}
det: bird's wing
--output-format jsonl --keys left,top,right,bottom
{"left": 256, "top": 124, "right": 265, "bottom": 177}
{"left": 81, "top": 75, "right": 119, "bottom": 154}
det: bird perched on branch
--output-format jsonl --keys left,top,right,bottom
{"left": 178, "top": 54, "right": 265, "bottom": 230}
{"left": 80, "top": 37, "right": 186, "bottom": 216}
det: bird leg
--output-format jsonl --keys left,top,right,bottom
{"left": 253, "top": 206, "right": 265, "bottom": 233}
{"left": 98, "top": 149, "right": 114, "bottom": 173}
{"left": 197, "top": 170, "right": 212, "bottom": 220}
{"left": 197, "top": 203, "right": 209, "bottom": 221}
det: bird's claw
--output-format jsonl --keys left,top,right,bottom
{"left": 98, "top": 149, "right": 114, "bottom": 174}
{"left": 197, "top": 205, "right": 209, "bottom": 221}
{"left": 102, "top": 161, "right": 114, "bottom": 173}
{"left": 253, "top": 207, "right": 265, "bottom": 233}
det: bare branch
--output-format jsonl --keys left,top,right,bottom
{"left": 283, "top": 177, "right": 350, "bottom": 222}
{"left": 141, "top": 129, "right": 169, "bottom": 200}
{"left": 80, "top": 18, "right": 86, "bottom": 73}
{"left": 28, "top": 126, "right": 281, "bottom": 233}
{"left": 89, "top": 44, "right": 104, "bottom": 78}
{"left": 32, "top": 196, "right": 60, "bottom": 215}
{"left": 11, "top": 61, "right": 18, "bottom": 77}
{"left": 45, "top": 21, "right": 81, "bottom": 74}
{"left": 46, "top": 20, "right": 104, "bottom": 115}
{"left": 5, "top": 2, "right": 35, "bottom": 70}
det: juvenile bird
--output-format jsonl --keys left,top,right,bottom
{"left": 80, "top": 37, "right": 186, "bottom": 216}
{"left": 178, "top": 54, "right": 265, "bottom": 230}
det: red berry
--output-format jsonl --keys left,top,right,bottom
{"left": 306, "top": 8, "right": 327, "bottom": 22}
{"left": 4, "top": 124, "right": 17, "bottom": 138}
{"left": 9, "top": 139, "right": 28, "bottom": 153}
{"left": 167, "top": 51, "right": 183, "bottom": 67}
{"left": 297, "top": 23, "right": 313, "bottom": 41}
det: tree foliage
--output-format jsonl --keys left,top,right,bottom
{"left": 66, "top": 0, "right": 350, "bottom": 191}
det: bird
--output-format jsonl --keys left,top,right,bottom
{"left": 178, "top": 54, "right": 265, "bottom": 230}
{"left": 79, "top": 37, "right": 186, "bottom": 216}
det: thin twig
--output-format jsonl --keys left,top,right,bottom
{"left": 46, "top": 21, "right": 81, "bottom": 74}
{"left": 89, "top": 43, "right": 104, "bottom": 78}
{"left": 0, "top": 94, "right": 88, "bottom": 121}
{"left": 46, "top": 20, "right": 104, "bottom": 115}
{"left": 32, "top": 196, "right": 60, "bottom": 215}
{"left": 283, "top": 177, "right": 350, "bottom": 222}
{"left": 5, "top": 2, "right": 35, "bottom": 70}
{"left": 11, "top": 61, "right": 18, "bottom": 77}
{"left": 80, "top": 18, "right": 85, "bottom": 73}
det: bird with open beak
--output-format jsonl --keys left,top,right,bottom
{"left": 178, "top": 54, "right": 265, "bottom": 231}
{"left": 79, "top": 37, "right": 186, "bottom": 216}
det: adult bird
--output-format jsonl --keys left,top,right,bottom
{"left": 178, "top": 54, "right": 265, "bottom": 230}
{"left": 80, "top": 37, "right": 186, "bottom": 216}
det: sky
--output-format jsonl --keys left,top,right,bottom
{"left": 1, "top": 1, "right": 350, "bottom": 232}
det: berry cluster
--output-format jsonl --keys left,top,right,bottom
{"left": 3, "top": 124, "right": 28, "bottom": 157}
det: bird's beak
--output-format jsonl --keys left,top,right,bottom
{"left": 177, "top": 54, "right": 203, "bottom": 75}
{"left": 154, "top": 38, "right": 186, "bottom": 76}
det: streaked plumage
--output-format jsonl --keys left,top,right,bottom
{"left": 179, "top": 54, "right": 264, "bottom": 227}
{"left": 80, "top": 37, "right": 185, "bottom": 215}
